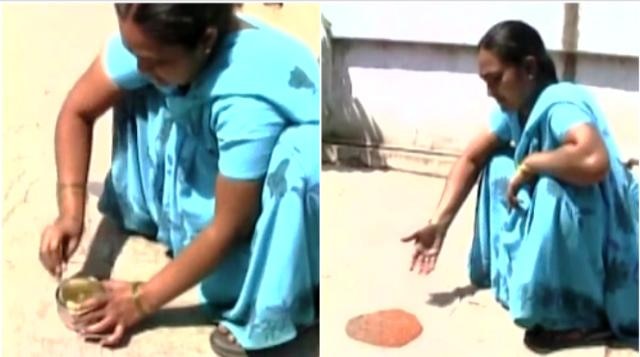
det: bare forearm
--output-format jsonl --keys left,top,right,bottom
{"left": 55, "top": 112, "right": 94, "bottom": 220}
{"left": 137, "top": 172, "right": 262, "bottom": 314}
{"left": 524, "top": 145, "right": 609, "bottom": 186}
{"left": 140, "top": 225, "right": 237, "bottom": 312}
{"left": 432, "top": 156, "right": 482, "bottom": 227}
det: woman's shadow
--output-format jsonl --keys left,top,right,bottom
{"left": 74, "top": 185, "right": 319, "bottom": 356}
{"left": 425, "top": 284, "right": 480, "bottom": 307}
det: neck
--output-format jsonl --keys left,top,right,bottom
{"left": 187, "top": 18, "right": 241, "bottom": 89}
{"left": 180, "top": 15, "right": 246, "bottom": 91}
{"left": 517, "top": 81, "right": 550, "bottom": 123}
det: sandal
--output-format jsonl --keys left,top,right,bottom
{"left": 210, "top": 325, "right": 248, "bottom": 357}
{"left": 524, "top": 326, "right": 613, "bottom": 354}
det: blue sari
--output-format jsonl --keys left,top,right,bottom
{"left": 469, "top": 82, "right": 638, "bottom": 344}
{"left": 98, "top": 14, "right": 319, "bottom": 349}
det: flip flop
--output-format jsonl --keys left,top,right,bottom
{"left": 524, "top": 326, "right": 613, "bottom": 354}
{"left": 210, "top": 325, "right": 248, "bottom": 357}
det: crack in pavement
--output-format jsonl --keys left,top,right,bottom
{"left": 3, "top": 169, "right": 27, "bottom": 201}
{"left": 3, "top": 177, "right": 41, "bottom": 224}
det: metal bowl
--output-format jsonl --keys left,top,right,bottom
{"left": 55, "top": 276, "right": 105, "bottom": 331}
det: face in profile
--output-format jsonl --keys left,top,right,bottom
{"left": 477, "top": 48, "right": 535, "bottom": 112}
{"left": 118, "top": 17, "right": 213, "bottom": 87}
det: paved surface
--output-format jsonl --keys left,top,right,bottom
{"left": 2, "top": 3, "right": 637, "bottom": 357}
{"left": 2, "top": 3, "right": 318, "bottom": 357}
{"left": 320, "top": 167, "right": 637, "bottom": 357}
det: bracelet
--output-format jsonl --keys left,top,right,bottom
{"left": 131, "top": 282, "right": 151, "bottom": 316}
{"left": 517, "top": 162, "right": 534, "bottom": 176}
{"left": 56, "top": 183, "right": 88, "bottom": 210}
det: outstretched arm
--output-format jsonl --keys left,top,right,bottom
{"left": 431, "top": 128, "right": 502, "bottom": 228}
{"left": 400, "top": 127, "right": 503, "bottom": 275}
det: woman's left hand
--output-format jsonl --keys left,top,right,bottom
{"left": 506, "top": 163, "right": 536, "bottom": 210}
{"left": 72, "top": 280, "right": 147, "bottom": 346}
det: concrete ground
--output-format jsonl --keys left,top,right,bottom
{"left": 2, "top": 3, "right": 637, "bottom": 357}
{"left": 2, "top": 3, "right": 318, "bottom": 357}
{"left": 320, "top": 167, "right": 637, "bottom": 357}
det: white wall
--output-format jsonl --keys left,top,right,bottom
{"left": 322, "top": 3, "right": 639, "bottom": 174}
{"left": 578, "top": 2, "right": 639, "bottom": 56}
{"left": 322, "top": 2, "right": 639, "bottom": 56}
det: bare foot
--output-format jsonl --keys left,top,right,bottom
{"left": 210, "top": 324, "right": 247, "bottom": 357}
{"left": 217, "top": 324, "right": 239, "bottom": 346}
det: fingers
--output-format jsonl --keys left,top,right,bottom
{"left": 39, "top": 225, "right": 63, "bottom": 278}
{"left": 405, "top": 233, "right": 419, "bottom": 271}
{"left": 100, "top": 280, "right": 116, "bottom": 291}
{"left": 410, "top": 250, "right": 438, "bottom": 275}
{"left": 423, "top": 257, "right": 437, "bottom": 274}
{"left": 506, "top": 182, "right": 518, "bottom": 211}
{"left": 409, "top": 248, "right": 420, "bottom": 271}
{"left": 400, "top": 235, "right": 415, "bottom": 243}
{"left": 423, "top": 253, "right": 438, "bottom": 275}
{"left": 78, "top": 295, "right": 109, "bottom": 313}
{"left": 507, "top": 182, "right": 516, "bottom": 209}
{"left": 84, "top": 314, "right": 116, "bottom": 335}
{"left": 100, "top": 323, "right": 124, "bottom": 347}
{"left": 508, "top": 193, "right": 520, "bottom": 211}
{"left": 419, "top": 254, "right": 430, "bottom": 274}
{"left": 420, "top": 234, "right": 443, "bottom": 274}
{"left": 40, "top": 220, "right": 83, "bottom": 278}
{"left": 63, "top": 236, "right": 81, "bottom": 262}
{"left": 39, "top": 226, "right": 54, "bottom": 274}
{"left": 73, "top": 309, "right": 106, "bottom": 329}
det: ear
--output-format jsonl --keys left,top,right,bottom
{"left": 522, "top": 55, "right": 537, "bottom": 79}
{"left": 200, "top": 27, "right": 219, "bottom": 54}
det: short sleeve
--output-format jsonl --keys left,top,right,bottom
{"left": 488, "top": 109, "right": 511, "bottom": 143}
{"left": 101, "top": 33, "right": 149, "bottom": 90}
{"left": 213, "top": 97, "right": 286, "bottom": 180}
{"left": 548, "top": 103, "right": 593, "bottom": 142}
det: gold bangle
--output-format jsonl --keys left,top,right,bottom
{"left": 56, "top": 183, "right": 86, "bottom": 192}
{"left": 517, "top": 162, "right": 533, "bottom": 176}
{"left": 131, "top": 282, "right": 151, "bottom": 316}
{"left": 56, "top": 183, "right": 87, "bottom": 200}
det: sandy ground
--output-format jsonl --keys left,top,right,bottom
{"left": 320, "top": 167, "right": 637, "bottom": 357}
{"left": 2, "top": 3, "right": 319, "bottom": 357}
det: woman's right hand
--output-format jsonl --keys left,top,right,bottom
{"left": 401, "top": 220, "right": 448, "bottom": 275}
{"left": 40, "top": 216, "right": 83, "bottom": 279}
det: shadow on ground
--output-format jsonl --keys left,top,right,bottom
{"left": 71, "top": 214, "right": 319, "bottom": 355}
{"left": 426, "top": 284, "right": 480, "bottom": 307}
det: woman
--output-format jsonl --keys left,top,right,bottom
{"left": 402, "top": 20, "right": 638, "bottom": 352}
{"left": 38, "top": 4, "right": 319, "bottom": 356}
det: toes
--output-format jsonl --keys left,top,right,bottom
{"left": 216, "top": 324, "right": 238, "bottom": 345}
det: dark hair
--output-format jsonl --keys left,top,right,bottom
{"left": 478, "top": 20, "right": 558, "bottom": 85}
{"left": 115, "top": 3, "right": 236, "bottom": 50}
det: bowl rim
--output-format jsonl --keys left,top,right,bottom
{"left": 55, "top": 276, "right": 105, "bottom": 307}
